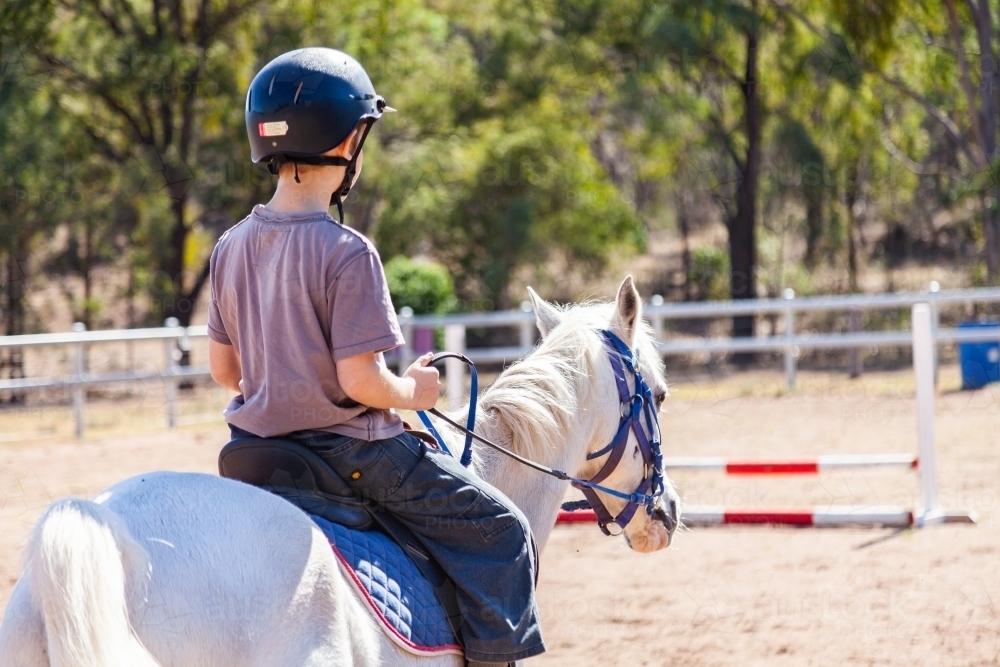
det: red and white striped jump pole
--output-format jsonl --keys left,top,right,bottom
{"left": 663, "top": 454, "right": 917, "bottom": 475}
{"left": 556, "top": 506, "right": 915, "bottom": 528}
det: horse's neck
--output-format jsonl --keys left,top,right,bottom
{"left": 444, "top": 400, "right": 593, "bottom": 553}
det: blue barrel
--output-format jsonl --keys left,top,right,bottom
{"left": 958, "top": 320, "right": 1000, "bottom": 390}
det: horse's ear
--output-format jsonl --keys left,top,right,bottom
{"left": 612, "top": 276, "right": 641, "bottom": 346}
{"left": 527, "top": 286, "right": 561, "bottom": 338}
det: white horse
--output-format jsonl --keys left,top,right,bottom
{"left": 0, "top": 277, "right": 679, "bottom": 667}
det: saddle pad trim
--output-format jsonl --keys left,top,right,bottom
{"left": 328, "top": 540, "right": 464, "bottom": 657}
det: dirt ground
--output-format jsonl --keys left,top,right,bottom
{"left": 1, "top": 368, "right": 998, "bottom": 666}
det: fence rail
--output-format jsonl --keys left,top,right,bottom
{"left": 3, "top": 285, "right": 1000, "bottom": 436}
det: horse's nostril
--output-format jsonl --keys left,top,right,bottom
{"left": 654, "top": 500, "right": 679, "bottom": 535}
{"left": 653, "top": 505, "right": 675, "bottom": 534}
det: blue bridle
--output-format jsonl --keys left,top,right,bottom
{"left": 416, "top": 329, "right": 666, "bottom": 537}
{"left": 562, "top": 330, "right": 666, "bottom": 535}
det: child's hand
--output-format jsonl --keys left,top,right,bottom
{"left": 404, "top": 352, "right": 441, "bottom": 410}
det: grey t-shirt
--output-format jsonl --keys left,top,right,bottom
{"left": 208, "top": 204, "right": 405, "bottom": 439}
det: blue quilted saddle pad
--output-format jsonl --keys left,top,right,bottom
{"left": 312, "top": 515, "right": 462, "bottom": 655}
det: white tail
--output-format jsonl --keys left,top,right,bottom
{"left": 27, "top": 498, "right": 160, "bottom": 667}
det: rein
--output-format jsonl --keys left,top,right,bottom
{"left": 415, "top": 329, "right": 665, "bottom": 536}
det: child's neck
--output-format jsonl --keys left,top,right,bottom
{"left": 264, "top": 169, "right": 344, "bottom": 216}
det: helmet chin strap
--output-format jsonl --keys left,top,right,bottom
{"left": 329, "top": 118, "right": 375, "bottom": 224}
{"left": 265, "top": 118, "right": 377, "bottom": 225}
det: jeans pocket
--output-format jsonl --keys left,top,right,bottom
{"left": 382, "top": 432, "right": 425, "bottom": 474}
{"left": 324, "top": 440, "right": 406, "bottom": 501}
{"left": 462, "top": 491, "right": 520, "bottom": 542}
{"left": 367, "top": 450, "right": 404, "bottom": 497}
{"left": 309, "top": 436, "right": 362, "bottom": 457}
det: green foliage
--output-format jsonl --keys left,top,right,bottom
{"left": 970, "top": 261, "right": 996, "bottom": 288}
{"left": 768, "top": 118, "right": 827, "bottom": 264}
{"left": 1, "top": 0, "right": 995, "bottom": 337}
{"left": 828, "top": 0, "right": 905, "bottom": 68}
{"left": 689, "top": 246, "right": 730, "bottom": 301}
{"left": 756, "top": 224, "right": 815, "bottom": 297}
{"left": 373, "top": 58, "right": 643, "bottom": 308}
{"left": 384, "top": 256, "right": 458, "bottom": 315}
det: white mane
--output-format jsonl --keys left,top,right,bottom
{"left": 470, "top": 300, "right": 666, "bottom": 464}
{"left": 436, "top": 298, "right": 669, "bottom": 552}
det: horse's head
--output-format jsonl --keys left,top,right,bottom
{"left": 528, "top": 276, "right": 680, "bottom": 551}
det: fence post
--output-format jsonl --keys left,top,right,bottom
{"left": 398, "top": 307, "right": 414, "bottom": 373}
{"left": 848, "top": 310, "right": 863, "bottom": 378}
{"left": 164, "top": 317, "right": 179, "bottom": 428}
{"left": 928, "top": 281, "right": 940, "bottom": 386}
{"left": 650, "top": 294, "right": 665, "bottom": 342}
{"left": 519, "top": 301, "right": 534, "bottom": 353}
{"left": 72, "top": 322, "right": 86, "bottom": 438}
{"left": 444, "top": 324, "right": 466, "bottom": 406}
{"left": 783, "top": 288, "right": 796, "bottom": 390}
{"left": 912, "top": 303, "right": 938, "bottom": 518}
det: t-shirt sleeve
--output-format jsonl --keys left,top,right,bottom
{"left": 207, "top": 245, "right": 232, "bottom": 345}
{"left": 328, "top": 249, "right": 404, "bottom": 361}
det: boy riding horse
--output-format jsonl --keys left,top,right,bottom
{"left": 207, "top": 48, "right": 544, "bottom": 667}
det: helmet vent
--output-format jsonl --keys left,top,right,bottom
{"left": 268, "top": 74, "right": 276, "bottom": 95}
{"left": 293, "top": 81, "right": 303, "bottom": 104}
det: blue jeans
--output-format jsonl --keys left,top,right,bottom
{"left": 230, "top": 425, "right": 545, "bottom": 663}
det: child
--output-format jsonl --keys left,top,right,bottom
{"left": 207, "top": 48, "right": 544, "bottom": 667}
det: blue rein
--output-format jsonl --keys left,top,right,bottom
{"left": 416, "top": 352, "right": 477, "bottom": 467}
{"left": 415, "top": 330, "right": 665, "bottom": 536}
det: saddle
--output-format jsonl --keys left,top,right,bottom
{"left": 218, "top": 436, "right": 463, "bottom": 644}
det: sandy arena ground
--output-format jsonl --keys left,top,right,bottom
{"left": 1, "top": 368, "right": 998, "bottom": 665}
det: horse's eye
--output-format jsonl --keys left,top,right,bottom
{"left": 654, "top": 391, "right": 666, "bottom": 407}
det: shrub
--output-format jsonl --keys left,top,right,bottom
{"left": 689, "top": 246, "right": 730, "bottom": 301}
{"left": 384, "top": 256, "right": 458, "bottom": 315}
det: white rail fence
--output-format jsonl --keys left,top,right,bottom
{"left": 3, "top": 284, "right": 1000, "bottom": 437}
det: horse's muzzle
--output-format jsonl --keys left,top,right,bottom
{"left": 653, "top": 498, "right": 679, "bottom": 538}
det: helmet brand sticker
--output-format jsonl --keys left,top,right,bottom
{"left": 258, "top": 121, "right": 288, "bottom": 137}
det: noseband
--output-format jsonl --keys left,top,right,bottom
{"left": 417, "top": 329, "right": 665, "bottom": 538}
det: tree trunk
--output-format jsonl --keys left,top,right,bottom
{"left": 160, "top": 170, "right": 198, "bottom": 380}
{"left": 679, "top": 192, "right": 693, "bottom": 301}
{"left": 976, "top": 7, "right": 1000, "bottom": 283}
{"left": 804, "top": 194, "right": 822, "bottom": 268}
{"left": 730, "top": 22, "right": 761, "bottom": 340}
{"left": 3, "top": 247, "right": 26, "bottom": 337}
{"left": 82, "top": 219, "right": 93, "bottom": 330}
{"left": 952, "top": 0, "right": 999, "bottom": 279}
{"left": 162, "top": 169, "right": 191, "bottom": 326}
{"left": 845, "top": 159, "right": 860, "bottom": 293}
{"left": 986, "top": 206, "right": 1000, "bottom": 282}
{"left": 3, "top": 244, "right": 28, "bottom": 403}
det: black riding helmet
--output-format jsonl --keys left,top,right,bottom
{"left": 245, "top": 47, "right": 392, "bottom": 223}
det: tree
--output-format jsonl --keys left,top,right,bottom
{"left": 782, "top": 0, "right": 995, "bottom": 280}
{"left": 366, "top": 0, "right": 647, "bottom": 308}
{"left": 877, "top": 0, "right": 999, "bottom": 280}
{"left": 14, "top": 0, "right": 274, "bottom": 326}
{"left": 638, "top": 0, "right": 769, "bottom": 337}
{"left": 1, "top": 27, "right": 68, "bottom": 396}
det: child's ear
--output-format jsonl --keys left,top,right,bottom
{"left": 335, "top": 125, "right": 364, "bottom": 158}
